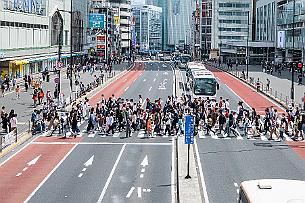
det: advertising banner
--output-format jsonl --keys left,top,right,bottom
{"left": 277, "top": 31, "right": 285, "bottom": 48}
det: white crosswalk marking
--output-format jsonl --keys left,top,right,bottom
{"left": 138, "top": 130, "right": 145, "bottom": 138}
{"left": 260, "top": 135, "right": 268, "bottom": 141}
{"left": 162, "top": 133, "right": 168, "bottom": 138}
{"left": 113, "top": 132, "right": 120, "bottom": 137}
{"left": 210, "top": 132, "right": 219, "bottom": 139}
{"left": 88, "top": 132, "right": 96, "bottom": 138}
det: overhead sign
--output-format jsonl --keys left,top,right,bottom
{"left": 185, "top": 115, "right": 194, "bottom": 144}
{"left": 89, "top": 13, "right": 105, "bottom": 29}
{"left": 277, "top": 31, "right": 285, "bottom": 48}
{"left": 3, "top": 0, "right": 46, "bottom": 15}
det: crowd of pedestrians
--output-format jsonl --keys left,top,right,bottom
{"left": 29, "top": 91, "right": 305, "bottom": 141}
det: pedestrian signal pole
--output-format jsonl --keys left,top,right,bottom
{"left": 184, "top": 115, "right": 194, "bottom": 179}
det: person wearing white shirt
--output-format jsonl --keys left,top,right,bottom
{"left": 10, "top": 114, "right": 17, "bottom": 133}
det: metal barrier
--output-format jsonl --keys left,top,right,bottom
{"left": 0, "top": 128, "right": 17, "bottom": 153}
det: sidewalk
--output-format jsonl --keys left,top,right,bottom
{"left": 214, "top": 63, "right": 304, "bottom": 109}
{"left": 0, "top": 62, "right": 129, "bottom": 156}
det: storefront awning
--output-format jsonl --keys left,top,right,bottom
{"left": 10, "top": 60, "right": 29, "bottom": 65}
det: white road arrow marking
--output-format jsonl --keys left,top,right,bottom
{"left": 126, "top": 187, "right": 135, "bottom": 198}
{"left": 27, "top": 155, "right": 41, "bottom": 166}
{"left": 137, "top": 187, "right": 142, "bottom": 198}
{"left": 140, "top": 155, "right": 149, "bottom": 167}
{"left": 84, "top": 155, "right": 94, "bottom": 167}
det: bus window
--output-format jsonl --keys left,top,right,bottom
{"left": 194, "top": 78, "right": 216, "bottom": 96}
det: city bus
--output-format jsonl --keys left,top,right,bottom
{"left": 188, "top": 69, "right": 219, "bottom": 99}
{"left": 186, "top": 62, "right": 207, "bottom": 78}
{"left": 178, "top": 54, "right": 192, "bottom": 69}
{"left": 238, "top": 179, "right": 305, "bottom": 203}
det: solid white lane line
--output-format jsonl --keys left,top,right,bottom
{"left": 24, "top": 144, "right": 78, "bottom": 202}
{"left": 171, "top": 138, "right": 175, "bottom": 203}
{"left": 125, "top": 86, "right": 129, "bottom": 92}
{"left": 194, "top": 138, "right": 210, "bottom": 203}
{"left": 153, "top": 78, "right": 156, "bottom": 82}
{"left": 149, "top": 87, "right": 152, "bottom": 92}
{"left": 141, "top": 168, "right": 145, "bottom": 173}
{"left": 133, "top": 78, "right": 137, "bottom": 83}
{"left": 97, "top": 144, "right": 126, "bottom": 203}
{"left": 78, "top": 173, "right": 83, "bottom": 178}
{"left": 22, "top": 167, "right": 28, "bottom": 172}
{"left": 32, "top": 142, "right": 172, "bottom": 146}
{"left": 16, "top": 172, "right": 22, "bottom": 177}
{"left": 82, "top": 168, "right": 87, "bottom": 172}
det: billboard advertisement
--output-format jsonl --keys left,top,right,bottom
{"left": 277, "top": 31, "right": 285, "bottom": 48}
{"left": 89, "top": 13, "right": 105, "bottom": 29}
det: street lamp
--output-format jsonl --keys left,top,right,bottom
{"left": 246, "top": 10, "right": 250, "bottom": 79}
{"left": 58, "top": 0, "right": 73, "bottom": 93}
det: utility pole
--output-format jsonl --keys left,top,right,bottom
{"left": 246, "top": 10, "right": 250, "bottom": 79}
{"left": 70, "top": 0, "right": 73, "bottom": 92}
{"left": 291, "top": 0, "right": 296, "bottom": 101}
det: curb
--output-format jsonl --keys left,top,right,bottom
{"left": 208, "top": 63, "right": 289, "bottom": 110}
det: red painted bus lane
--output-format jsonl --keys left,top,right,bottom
{"left": 0, "top": 144, "right": 75, "bottom": 203}
{"left": 89, "top": 62, "right": 144, "bottom": 106}
{"left": 207, "top": 65, "right": 285, "bottom": 114}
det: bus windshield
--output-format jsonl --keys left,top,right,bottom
{"left": 194, "top": 78, "right": 216, "bottom": 96}
{"left": 180, "top": 55, "right": 192, "bottom": 63}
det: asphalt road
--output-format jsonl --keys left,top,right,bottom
{"left": 195, "top": 67, "right": 305, "bottom": 203}
{"left": 26, "top": 62, "right": 175, "bottom": 203}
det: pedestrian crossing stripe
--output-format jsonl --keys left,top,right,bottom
{"left": 88, "top": 133, "right": 95, "bottom": 138}
{"left": 113, "top": 132, "right": 120, "bottom": 137}
{"left": 138, "top": 130, "right": 145, "bottom": 138}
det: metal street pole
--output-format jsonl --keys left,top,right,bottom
{"left": 291, "top": 0, "right": 296, "bottom": 101}
{"left": 70, "top": 0, "right": 73, "bottom": 92}
{"left": 246, "top": 10, "right": 250, "bottom": 79}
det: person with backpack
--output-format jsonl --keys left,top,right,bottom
{"left": 87, "top": 108, "right": 96, "bottom": 133}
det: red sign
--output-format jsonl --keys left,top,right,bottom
{"left": 57, "top": 62, "right": 63, "bottom": 68}
{"left": 96, "top": 35, "right": 106, "bottom": 41}
{"left": 97, "top": 45, "right": 106, "bottom": 49}
{"left": 54, "top": 77, "right": 60, "bottom": 84}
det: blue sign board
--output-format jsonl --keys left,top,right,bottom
{"left": 185, "top": 115, "right": 194, "bottom": 144}
{"left": 89, "top": 13, "right": 105, "bottom": 29}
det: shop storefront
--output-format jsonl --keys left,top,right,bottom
{"left": 9, "top": 60, "right": 29, "bottom": 79}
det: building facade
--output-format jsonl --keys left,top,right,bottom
{"left": 277, "top": 0, "right": 305, "bottom": 63}
{"left": 0, "top": 0, "right": 87, "bottom": 79}
{"left": 167, "top": 0, "right": 195, "bottom": 50}
{"left": 132, "top": 4, "right": 162, "bottom": 53}
{"left": 211, "top": 0, "right": 253, "bottom": 61}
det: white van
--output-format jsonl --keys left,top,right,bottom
{"left": 239, "top": 179, "right": 305, "bottom": 203}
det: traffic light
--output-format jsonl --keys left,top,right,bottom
{"left": 298, "top": 62, "right": 303, "bottom": 73}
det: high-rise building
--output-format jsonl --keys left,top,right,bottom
{"left": 167, "top": 0, "right": 196, "bottom": 50}
{"left": 132, "top": 4, "right": 162, "bottom": 52}
{"left": 209, "top": 0, "right": 253, "bottom": 61}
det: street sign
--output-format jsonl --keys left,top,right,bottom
{"left": 89, "top": 13, "right": 105, "bottom": 29}
{"left": 54, "top": 77, "right": 60, "bottom": 84}
{"left": 185, "top": 115, "right": 194, "bottom": 144}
